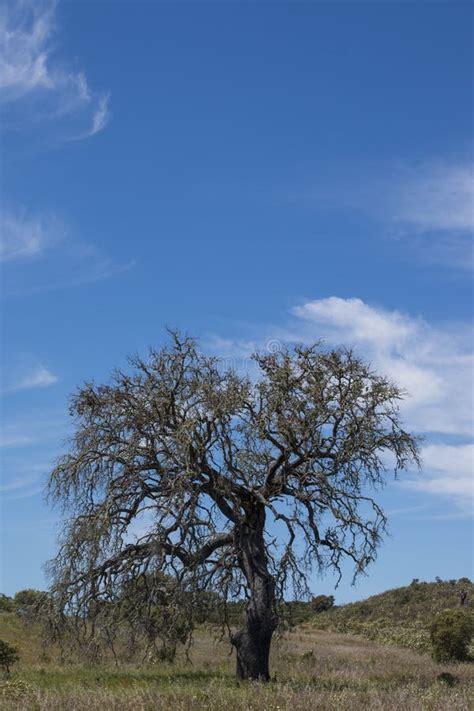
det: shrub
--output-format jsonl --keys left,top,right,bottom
{"left": 14, "top": 589, "right": 48, "bottom": 619}
{"left": 430, "top": 609, "right": 474, "bottom": 662}
{"left": 437, "top": 672, "right": 459, "bottom": 687}
{"left": 311, "top": 595, "right": 335, "bottom": 614}
{"left": 0, "top": 595, "right": 14, "bottom": 613}
{"left": 0, "top": 640, "right": 19, "bottom": 676}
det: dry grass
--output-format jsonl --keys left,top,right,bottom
{"left": 1, "top": 626, "right": 473, "bottom": 710}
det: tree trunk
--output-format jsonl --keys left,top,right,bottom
{"left": 231, "top": 504, "right": 278, "bottom": 681}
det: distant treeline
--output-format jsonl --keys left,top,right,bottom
{"left": 0, "top": 587, "right": 335, "bottom": 627}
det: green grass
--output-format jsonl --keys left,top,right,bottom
{"left": 0, "top": 619, "right": 473, "bottom": 709}
{"left": 1, "top": 581, "right": 473, "bottom": 709}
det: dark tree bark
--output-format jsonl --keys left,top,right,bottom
{"left": 231, "top": 505, "right": 278, "bottom": 681}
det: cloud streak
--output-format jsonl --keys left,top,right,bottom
{"left": 9, "top": 365, "right": 58, "bottom": 391}
{"left": 392, "top": 163, "right": 473, "bottom": 233}
{"left": 0, "top": 0, "right": 110, "bottom": 140}
{"left": 1, "top": 209, "right": 133, "bottom": 294}
{"left": 1, "top": 358, "right": 58, "bottom": 394}
{"left": 0, "top": 209, "right": 62, "bottom": 262}
{"left": 407, "top": 444, "right": 474, "bottom": 499}
{"left": 295, "top": 158, "right": 474, "bottom": 271}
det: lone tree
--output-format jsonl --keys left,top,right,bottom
{"left": 48, "top": 333, "right": 419, "bottom": 680}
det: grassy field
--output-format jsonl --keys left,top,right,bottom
{"left": 1, "top": 614, "right": 473, "bottom": 710}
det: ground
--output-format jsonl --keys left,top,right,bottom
{"left": 0, "top": 620, "right": 473, "bottom": 710}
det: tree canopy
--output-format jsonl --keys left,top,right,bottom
{"left": 48, "top": 333, "right": 419, "bottom": 679}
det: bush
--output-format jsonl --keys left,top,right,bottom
{"left": 311, "top": 595, "right": 335, "bottom": 613}
{"left": 430, "top": 609, "right": 473, "bottom": 662}
{"left": 437, "top": 672, "right": 459, "bottom": 687}
{"left": 14, "top": 589, "right": 48, "bottom": 619}
{"left": 0, "top": 640, "right": 19, "bottom": 676}
{"left": 0, "top": 595, "right": 14, "bottom": 613}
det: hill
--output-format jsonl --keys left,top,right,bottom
{"left": 312, "top": 578, "right": 474, "bottom": 653}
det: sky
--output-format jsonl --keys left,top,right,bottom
{"left": 0, "top": 0, "right": 473, "bottom": 603}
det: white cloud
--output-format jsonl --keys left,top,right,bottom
{"left": 290, "top": 297, "right": 473, "bottom": 438}
{"left": 391, "top": 162, "right": 474, "bottom": 270}
{"left": 10, "top": 365, "right": 58, "bottom": 391}
{"left": 422, "top": 444, "right": 474, "bottom": 478}
{"left": 405, "top": 444, "right": 473, "bottom": 499}
{"left": 293, "top": 297, "right": 416, "bottom": 351}
{"left": 1, "top": 208, "right": 133, "bottom": 293}
{"left": 0, "top": 0, "right": 110, "bottom": 139}
{"left": 295, "top": 159, "right": 474, "bottom": 270}
{"left": 0, "top": 209, "right": 61, "bottom": 262}
{"left": 89, "top": 93, "right": 110, "bottom": 137}
{"left": 392, "top": 163, "right": 474, "bottom": 233}
{"left": 2, "top": 362, "right": 58, "bottom": 393}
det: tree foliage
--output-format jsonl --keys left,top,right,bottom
{"left": 311, "top": 595, "right": 335, "bottom": 613}
{"left": 430, "top": 609, "right": 473, "bottom": 662}
{"left": 47, "top": 333, "right": 419, "bottom": 679}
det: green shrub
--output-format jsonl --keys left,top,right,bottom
{"left": 436, "top": 671, "right": 459, "bottom": 687}
{"left": 311, "top": 595, "right": 335, "bottom": 614}
{"left": 430, "top": 609, "right": 473, "bottom": 662}
{"left": 0, "top": 639, "right": 19, "bottom": 676}
{"left": 13, "top": 588, "right": 48, "bottom": 619}
{"left": 0, "top": 595, "right": 14, "bottom": 613}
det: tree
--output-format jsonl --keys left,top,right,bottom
{"left": 0, "top": 640, "right": 19, "bottom": 677}
{"left": 311, "top": 594, "right": 335, "bottom": 613}
{"left": 47, "top": 333, "right": 419, "bottom": 680}
{"left": 430, "top": 609, "right": 473, "bottom": 662}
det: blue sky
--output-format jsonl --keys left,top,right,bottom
{"left": 1, "top": 0, "right": 473, "bottom": 602}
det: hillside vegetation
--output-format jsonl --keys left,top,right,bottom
{"left": 0, "top": 579, "right": 473, "bottom": 708}
{"left": 312, "top": 578, "right": 473, "bottom": 654}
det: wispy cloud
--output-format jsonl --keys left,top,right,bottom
{"left": 8, "top": 365, "right": 58, "bottom": 391}
{"left": 0, "top": 472, "right": 43, "bottom": 493}
{"left": 389, "top": 162, "right": 474, "bottom": 271}
{"left": 391, "top": 163, "right": 473, "bottom": 233}
{"left": 1, "top": 209, "right": 133, "bottom": 293}
{"left": 0, "top": 209, "right": 62, "bottom": 262}
{"left": 88, "top": 93, "right": 110, "bottom": 138}
{"left": 0, "top": 433, "right": 36, "bottom": 448}
{"left": 405, "top": 444, "right": 473, "bottom": 499}
{"left": 0, "top": 0, "right": 110, "bottom": 140}
{"left": 0, "top": 412, "right": 68, "bottom": 450}
{"left": 0, "top": 466, "right": 46, "bottom": 501}
{"left": 294, "top": 158, "right": 474, "bottom": 271}
{"left": 1, "top": 356, "right": 58, "bottom": 393}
